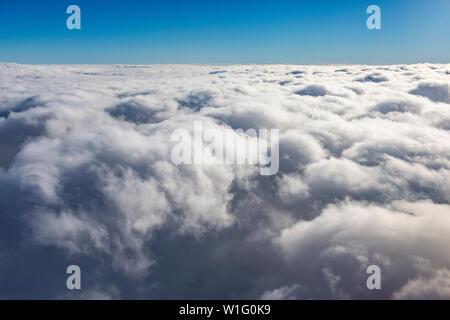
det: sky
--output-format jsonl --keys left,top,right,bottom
{"left": 0, "top": 0, "right": 449, "bottom": 64}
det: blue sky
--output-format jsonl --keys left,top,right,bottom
{"left": 0, "top": 0, "right": 449, "bottom": 64}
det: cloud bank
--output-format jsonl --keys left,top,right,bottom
{"left": 0, "top": 62, "right": 449, "bottom": 299}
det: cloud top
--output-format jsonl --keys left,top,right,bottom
{"left": 0, "top": 63, "right": 449, "bottom": 299}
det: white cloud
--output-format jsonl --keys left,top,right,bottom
{"left": 260, "top": 284, "right": 302, "bottom": 300}
{"left": 0, "top": 63, "right": 449, "bottom": 299}
{"left": 277, "top": 200, "right": 450, "bottom": 299}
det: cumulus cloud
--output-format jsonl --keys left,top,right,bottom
{"left": 276, "top": 200, "right": 450, "bottom": 299}
{"left": 393, "top": 269, "right": 450, "bottom": 300}
{"left": 357, "top": 73, "right": 389, "bottom": 83}
{"left": 294, "top": 85, "right": 328, "bottom": 97}
{"left": 0, "top": 63, "right": 449, "bottom": 299}
{"left": 410, "top": 82, "right": 450, "bottom": 103}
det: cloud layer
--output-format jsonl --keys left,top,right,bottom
{"left": 0, "top": 62, "right": 449, "bottom": 299}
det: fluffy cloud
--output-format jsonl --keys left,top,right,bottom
{"left": 0, "top": 63, "right": 449, "bottom": 299}
{"left": 276, "top": 200, "right": 450, "bottom": 299}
